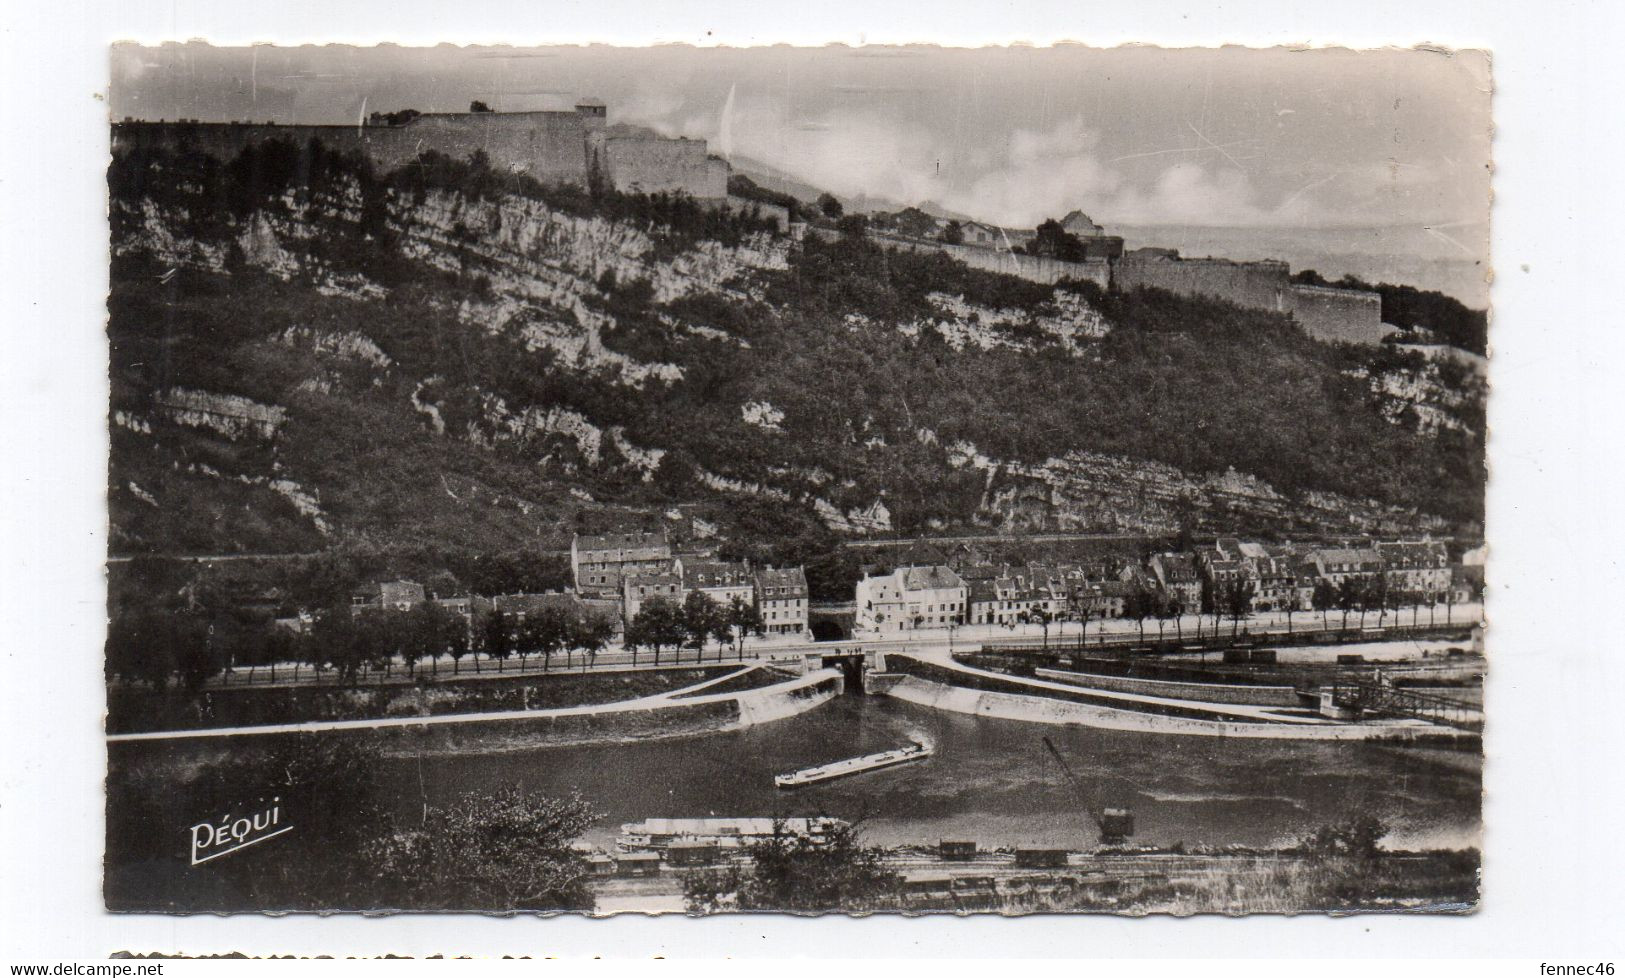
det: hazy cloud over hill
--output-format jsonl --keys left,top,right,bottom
{"left": 113, "top": 43, "right": 1490, "bottom": 295}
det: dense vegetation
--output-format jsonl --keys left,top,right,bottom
{"left": 678, "top": 814, "right": 1478, "bottom": 914}
{"left": 107, "top": 140, "right": 1484, "bottom": 609}
{"left": 1293, "top": 268, "right": 1488, "bottom": 355}
{"left": 106, "top": 738, "right": 597, "bottom": 911}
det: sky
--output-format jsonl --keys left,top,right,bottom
{"left": 110, "top": 43, "right": 1493, "bottom": 301}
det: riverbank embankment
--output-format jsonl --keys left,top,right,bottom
{"left": 879, "top": 655, "right": 1475, "bottom": 744}
{"left": 107, "top": 667, "right": 844, "bottom": 752}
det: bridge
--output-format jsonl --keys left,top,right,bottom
{"left": 1324, "top": 681, "right": 1483, "bottom": 732}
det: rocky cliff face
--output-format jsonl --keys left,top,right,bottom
{"left": 107, "top": 153, "right": 1477, "bottom": 557}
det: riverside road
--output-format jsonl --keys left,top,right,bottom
{"left": 170, "top": 603, "right": 1483, "bottom": 691}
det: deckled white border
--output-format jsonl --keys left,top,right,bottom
{"left": 4, "top": 0, "right": 1622, "bottom": 960}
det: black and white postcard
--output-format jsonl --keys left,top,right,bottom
{"left": 101, "top": 41, "right": 1490, "bottom": 916}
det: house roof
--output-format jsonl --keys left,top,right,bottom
{"left": 967, "top": 579, "right": 1001, "bottom": 603}
{"left": 576, "top": 530, "right": 668, "bottom": 552}
{"left": 353, "top": 580, "right": 426, "bottom": 605}
{"left": 493, "top": 592, "right": 584, "bottom": 616}
{"left": 1152, "top": 553, "right": 1199, "bottom": 582}
{"left": 682, "top": 560, "right": 753, "bottom": 588}
{"left": 755, "top": 566, "right": 808, "bottom": 593}
{"left": 900, "top": 565, "right": 965, "bottom": 591}
{"left": 1312, "top": 547, "right": 1383, "bottom": 567}
{"left": 1060, "top": 209, "right": 1103, "bottom": 233}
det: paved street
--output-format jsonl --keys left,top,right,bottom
{"left": 173, "top": 601, "right": 1481, "bottom": 692}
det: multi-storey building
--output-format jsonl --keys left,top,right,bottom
{"left": 572, "top": 530, "right": 674, "bottom": 597}
{"left": 1376, "top": 540, "right": 1452, "bottom": 595}
{"left": 755, "top": 567, "right": 809, "bottom": 635}
{"left": 1148, "top": 553, "right": 1203, "bottom": 610}
{"left": 1307, "top": 547, "right": 1386, "bottom": 586}
{"left": 677, "top": 559, "right": 756, "bottom": 610}
{"left": 621, "top": 572, "right": 684, "bottom": 623}
{"left": 855, "top": 565, "right": 967, "bottom": 634}
{"left": 1251, "top": 554, "right": 1304, "bottom": 611}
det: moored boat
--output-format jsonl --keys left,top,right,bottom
{"left": 616, "top": 816, "right": 846, "bottom": 852}
{"left": 774, "top": 741, "right": 934, "bottom": 788}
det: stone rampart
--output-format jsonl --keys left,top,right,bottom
{"left": 597, "top": 132, "right": 728, "bottom": 199}
{"left": 838, "top": 229, "right": 1112, "bottom": 288}
{"left": 113, "top": 113, "right": 595, "bottom": 187}
{"left": 1285, "top": 283, "right": 1388, "bottom": 346}
{"left": 1110, "top": 255, "right": 1291, "bottom": 312}
{"left": 112, "top": 111, "right": 730, "bottom": 200}
{"left": 944, "top": 243, "right": 1112, "bottom": 287}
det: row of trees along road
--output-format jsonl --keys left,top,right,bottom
{"left": 1309, "top": 573, "right": 1463, "bottom": 630}
{"left": 623, "top": 592, "right": 764, "bottom": 665}
{"left": 105, "top": 599, "right": 619, "bottom": 689}
{"left": 1018, "top": 582, "right": 1249, "bottom": 651}
{"left": 1003, "top": 572, "right": 1465, "bottom": 653}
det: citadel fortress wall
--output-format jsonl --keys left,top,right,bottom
{"left": 111, "top": 102, "right": 728, "bottom": 201}
{"left": 113, "top": 103, "right": 1385, "bottom": 345}
{"left": 1113, "top": 254, "right": 1388, "bottom": 345}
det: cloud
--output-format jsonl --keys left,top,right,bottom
{"left": 611, "top": 91, "right": 1462, "bottom": 231}
{"left": 940, "top": 120, "right": 1122, "bottom": 227}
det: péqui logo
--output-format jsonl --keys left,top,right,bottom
{"left": 189, "top": 797, "right": 291, "bottom": 865}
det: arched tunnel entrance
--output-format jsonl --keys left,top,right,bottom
{"left": 809, "top": 620, "right": 849, "bottom": 642}
{"left": 808, "top": 604, "right": 856, "bottom": 642}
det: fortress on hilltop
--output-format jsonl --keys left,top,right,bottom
{"left": 111, "top": 97, "right": 730, "bottom": 201}
{"left": 113, "top": 98, "right": 1391, "bottom": 345}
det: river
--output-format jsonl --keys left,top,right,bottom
{"left": 379, "top": 692, "right": 1482, "bottom": 852}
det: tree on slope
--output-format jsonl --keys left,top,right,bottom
{"left": 362, "top": 786, "right": 598, "bottom": 912}
{"left": 684, "top": 819, "right": 902, "bottom": 913}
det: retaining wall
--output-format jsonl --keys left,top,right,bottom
{"left": 106, "top": 669, "right": 844, "bottom": 750}
{"left": 1032, "top": 668, "right": 1305, "bottom": 708}
{"left": 883, "top": 674, "right": 1470, "bottom": 743}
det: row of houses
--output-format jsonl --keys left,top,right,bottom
{"left": 572, "top": 530, "right": 810, "bottom": 636}
{"left": 853, "top": 537, "right": 1482, "bottom": 635}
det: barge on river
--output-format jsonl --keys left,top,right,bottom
{"left": 775, "top": 742, "right": 934, "bottom": 789}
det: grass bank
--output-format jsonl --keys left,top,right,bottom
{"left": 108, "top": 665, "right": 737, "bottom": 734}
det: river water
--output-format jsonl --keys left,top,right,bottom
{"left": 380, "top": 692, "right": 1481, "bottom": 852}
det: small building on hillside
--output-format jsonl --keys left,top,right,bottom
{"left": 571, "top": 530, "right": 674, "bottom": 597}
{"left": 755, "top": 566, "right": 809, "bottom": 635}
{"left": 1060, "top": 210, "right": 1105, "bottom": 237}
{"left": 959, "top": 221, "right": 1006, "bottom": 249}
{"left": 855, "top": 565, "right": 968, "bottom": 633}
{"left": 351, "top": 580, "right": 426, "bottom": 614}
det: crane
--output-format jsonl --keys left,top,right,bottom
{"left": 1042, "top": 736, "right": 1135, "bottom": 845}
